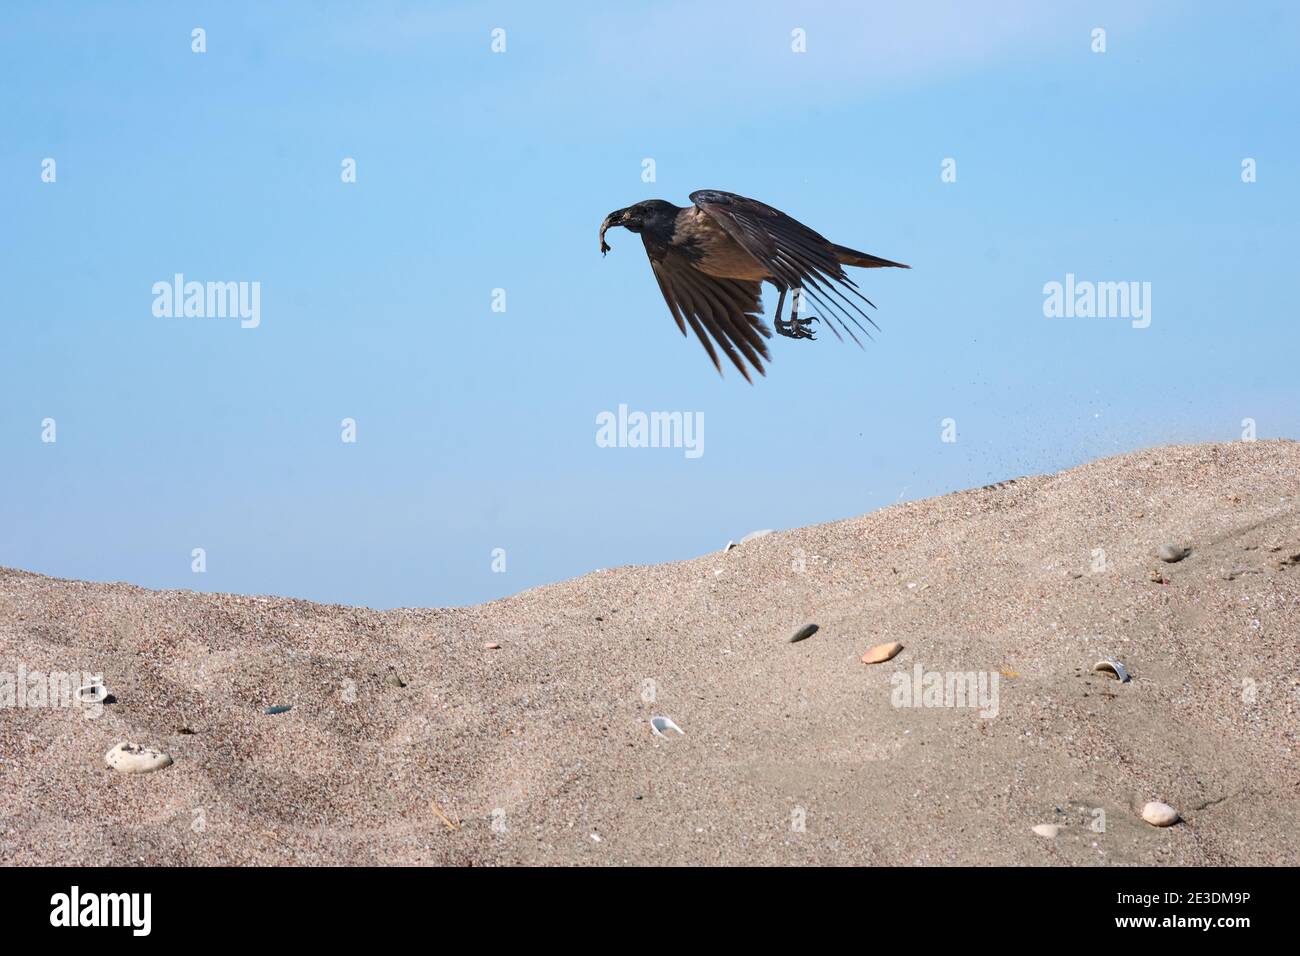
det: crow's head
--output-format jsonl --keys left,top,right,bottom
{"left": 600, "top": 200, "right": 677, "bottom": 255}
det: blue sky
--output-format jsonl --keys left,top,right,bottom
{"left": 2, "top": 1, "right": 1297, "bottom": 608}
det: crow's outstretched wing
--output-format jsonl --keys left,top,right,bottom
{"left": 644, "top": 240, "right": 772, "bottom": 382}
{"left": 690, "top": 189, "right": 885, "bottom": 346}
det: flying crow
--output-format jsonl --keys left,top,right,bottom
{"left": 599, "top": 189, "right": 908, "bottom": 382}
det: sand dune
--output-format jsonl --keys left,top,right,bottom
{"left": 2, "top": 441, "right": 1297, "bottom": 865}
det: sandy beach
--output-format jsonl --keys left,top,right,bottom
{"left": 2, "top": 440, "right": 1296, "bottom": 866}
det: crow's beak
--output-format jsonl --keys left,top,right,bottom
{"left": 599, "top": 209, "right": 623, "bottom": 256}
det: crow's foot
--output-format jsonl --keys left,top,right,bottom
{"left": 775, "top": 316, "right": 818, "bottom": 340}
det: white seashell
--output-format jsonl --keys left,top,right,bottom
{"left": 105, "top": 742, "right": 173, "bottom": 775}
{"left": 1093, "top": 659, "right": 1131, "bottom": 682}
{"left": 650, "top": 716, "right": 684, "bottom": 738}
{"left": 1141, "top": 801, "right": 1180, "bottom": 827}
{"left": 1032, "top": 824, "right": 1063, "bottom": 838}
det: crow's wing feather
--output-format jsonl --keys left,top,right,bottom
{"left": 645, "top": 241, "right": 771, "bottom": 382}
{"left": 689, "top": 189, "right": 882, "bottom": 346}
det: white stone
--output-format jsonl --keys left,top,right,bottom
{"left": 105, "top": 742, "right": 173, "bottom": 775}
{"left": 1141, "top": 801, "right": 1180, "bottom": 827}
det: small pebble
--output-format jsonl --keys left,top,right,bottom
{"left": 105, "top": 742, "right": 173, "bottom": 775}
{"left": 787, "top": 624, "right": 819, "bottom": 644}
{"left": 1032, "top": 824, "right": 1063, "bottom": 838}
{"left": 264, "top": 705, "right": 292, "bottom": 715}
{"left": 1141, "top": 801, "right": 1180, "bottom": 827}
{"left": 1158, "top": 543, "right": 1190, "bottom": 563}
{"left": 483, "top": 642, "right": 501, "bottom": 650}
{"left": 861, "top": 641, "right": 904, "bottom": 664}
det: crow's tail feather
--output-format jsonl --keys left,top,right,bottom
{"left": 832, "top": 243, "right": 910, "bottom": 269}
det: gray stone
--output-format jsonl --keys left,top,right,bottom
{"left": 1158, "top": 543, "right": 1190, "bottom": 563}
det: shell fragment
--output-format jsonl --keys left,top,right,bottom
{"left": 1093, "top": 659, "right": 1131, "bottom": 683}
{"left": 650, "top": 716, "right": 684, "bottom": 739}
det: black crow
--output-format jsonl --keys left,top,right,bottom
{"left": 599, "top": 189, "right": 909, "bottom": 382}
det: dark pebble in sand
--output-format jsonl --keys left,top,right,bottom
{"left": 264, "top": 705, "right": 292, "bottom": 715}
{"left": 788, "top": 624, "right": 819, "bottom": 643}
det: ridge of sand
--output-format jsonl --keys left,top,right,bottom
{"left": 1, "top": 440, "right": 1297, "bottom": 865}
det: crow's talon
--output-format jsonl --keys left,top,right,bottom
{"left": 776, "top": 316, "right": 818, "bottom": 340}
